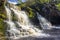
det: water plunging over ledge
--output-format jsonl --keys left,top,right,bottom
{"left": 37, "top": 12, "right": 53, "bottom": 29}
{"left": 3, "top": 0, "right": 60, "bottom": 40}
{"left": 5, "top": 6, "right": 50, "bottom": 39}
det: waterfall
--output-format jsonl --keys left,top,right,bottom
{"left": 5, "top": 6, "right": 12, "bottom": 21}
{"left": 37, "top": 12, "right": 53, "bottom": 29}
{"left": 5, "top": 6, "right": 21, "bottom": 39}
{"left": 11, "top": 8, "right": 30, "bottom": 26}
{"left": 5, "top": 5, "right": 50, "bottom": 39}
{"left": 37, "top": 13, "right": 60, "bottom": 29}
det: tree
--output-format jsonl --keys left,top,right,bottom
{"left": 18, "top": 0, "right": 22, "bottom": 4}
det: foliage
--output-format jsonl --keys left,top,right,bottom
{"left": 56, "top": 3, "right": 60, "bottom": 10}
{"left": 37, "top": 0, "right": 50, "bottom": 3}
{"left": 26, "top": 7, "right": 35, "bottom": 18}
{"left": 18, "top": 0, "right": 22, "bottom": 4}
{"left": 0, "top": 0, "right": 7, "bottom": 40}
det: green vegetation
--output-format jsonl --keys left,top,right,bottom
{"left": 56, "top": 3, "right": 60, "bottom": 10}
{"left": 37, "top": 0, "right": 51, "bottom": 3}
{"left": 0, "top": 0, "right": 7, "bottom": 40}
{"left": 26, "top": 7, "right": 35, "bottom": 18}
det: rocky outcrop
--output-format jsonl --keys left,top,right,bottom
{"left": 29, "top": 3, "right": 60, "bottom": 25}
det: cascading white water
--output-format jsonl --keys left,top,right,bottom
{"left": 5, "top": 6, "right": 12, "bottom": 21}
{"left": 10, "top": 8, "right": 50, "bottom": 37}
{"left": 37, "top": 12, "right": 53, "bottom": 29}
{"left": 5, "top": 6, "right": 21, "bottom": 39}
{"left": 11, "top": 8, "right": 30, "bottom": 26}
{"left": 37, "top": 12, "right": 60, "bottom": 29}
{"left": 5, "top": 5, "right": 50, "bottom": 39}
